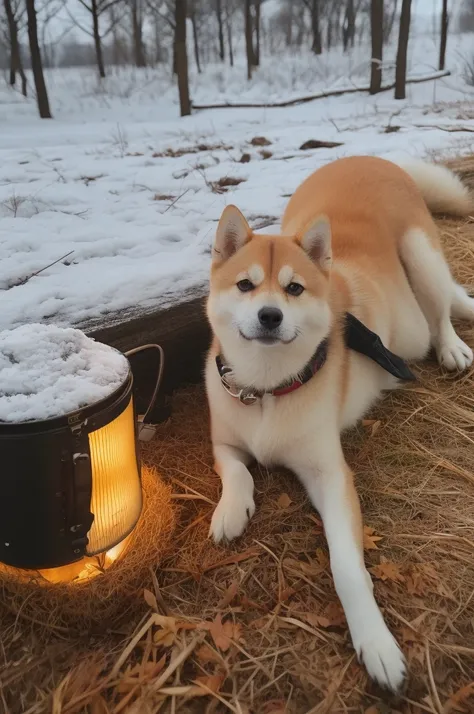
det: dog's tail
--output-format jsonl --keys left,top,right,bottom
{"left": 395, "top": 158, "right": 472, "bottom": 217}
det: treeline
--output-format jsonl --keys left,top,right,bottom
{"left": 0, "top": 0, "right": 456, "bottom": 119}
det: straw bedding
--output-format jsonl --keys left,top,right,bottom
{"left": 2, "top": 156, "right": 474, "bottom": 714}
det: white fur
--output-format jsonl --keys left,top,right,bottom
{"left": 396, "top": 159, "right": 472, "bottom": 216}
{"left": 206, "top": 166, "right": 474, "bottom": 693}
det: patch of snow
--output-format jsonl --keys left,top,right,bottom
{"left": 0, "top": 324, "right": 129, "bottom": 423}
{"left": 0, "top": 31, "right": 474, "bottom": 331}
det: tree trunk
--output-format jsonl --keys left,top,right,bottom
{"left": 26, "top": 0, "right": 51, "bottom": 117}
{"left": 439, "top": 0, "right": 448, "bottom": 71}
{"left": 369, "top": 0, "right": 383, "bottom": 94}
{"left": 395, "top": 0, "right": 412, "bottom": 100}
{"left": 245, "top": 0, "right": 253, "bottom": 80}
{"left": 4, "top": 0, "right": 18, "bottom": 86}
{"left": 311, "top": 0, "right": 322, "bottom": 54}
{"left": 326, "top": 12, "right": 332, "bottom": 49}
{"left": 175, "top": 0, "right": 191, "bottom": 116}
{"left": 383, "top": 0, "right": 398, "bottom": 42}
{"left": 216, "top": 0, "right": 225, "bottom": 61}
{"left": 285, "top": 0, "right": 293, "bottom": 47}
{"left": 132, "top": 0, "right": 146, "bottom": 67}
{"left": 254, "top": 0, "right": 261, "bottom": 65}
{"left": 190, "top": 6, "right": 201, "bottom": 73}
{"left": 343, "top": 0, "right": 355, "bottom": 52}
{"left": 91, "top": 0, "right": 106, "bottom": 78}
{"left": 226, "top": 11, "right": 234, "bottom": 67}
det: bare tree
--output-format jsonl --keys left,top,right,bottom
{"left": 130, "top": 0, "right": 146, "bottom": 66}
{"left": 369, "top": 0, "right": 383, "bottom": 94}
{"left": 225, "top": 0, "right": 234, "bottom": 66}
{"left": 303, "top": 0, "right": 321, "bottom": 54}
{"left": 26, "top": 0, "right": 51, "bottom": 117}
{"left": 244, "top": 0, "right": 253, "bottom": 79}
{"left": 189, "top": 0, "right": 201, "bottom": 72}
{"left": 3, "top": 0, "right": 27, "bottom": 95}
{"left": 383, "top": 0, "right": 398, "bottom": 42}
{"left": 68, "top": 0, "right": 123, "bottom": 78}
{"left": 439, "top": 0, "right": 448, "bottom": 71}
{"left": 343, "top": 0, "right": 355, "bottom": 51}
{"left": 215, "top": 0, "right": 224, "bottom": 60}
{"left": 395, "top": 0, "right": 412, "bottom": 99}
{"left": 254, "top": 0, "right": 261, "bottom": 64}
{"left": 175, "top": 0, "right": 190, "bottom": 116}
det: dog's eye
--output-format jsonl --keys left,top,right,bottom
{"left": 237, "top": 279, "right": 255, "bottom": 292}
{"left": 286, "top": 282, "right": 304, "bottom": 296}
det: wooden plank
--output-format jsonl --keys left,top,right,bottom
{"left": 87, "top": 296, "right": 210, "bottom": 423}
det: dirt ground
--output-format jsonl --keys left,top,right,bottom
{"left": 2, "top": 157, "right": 474, "bottom": 714}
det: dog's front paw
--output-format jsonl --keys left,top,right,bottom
{"left": 355, "top": 625, "right": 406, "bottom": 692}
{"left": 437, "top": 336, "right": 473, "bottom": 371}
{"left": 209, "top": 491, "right": 255, "bottom": 543}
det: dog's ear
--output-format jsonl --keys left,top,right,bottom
{"left": 298, "top": 216, "right": 332, "bottom": 270}
{"left": 213, "top": 205, "right": 252, "bottom": 266}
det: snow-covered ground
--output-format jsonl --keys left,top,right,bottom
{"left": 1, "top": 31, "right": 474, "bottom": 331}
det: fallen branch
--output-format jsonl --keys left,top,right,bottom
{"left": 413, "top": 124, "right": 474, "bottom": 133}
{"left": 191, "top": 69, "right": 451, "bottom": 111}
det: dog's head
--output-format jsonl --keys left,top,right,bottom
{"left": 207, "top": 205, "right": 333, "bottom": 389}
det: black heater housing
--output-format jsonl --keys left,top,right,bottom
{"left": 0, "top": 371, "right": 140, "bottom": 570}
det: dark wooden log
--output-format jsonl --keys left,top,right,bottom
{"left": 87, "top": 296, "right": 210, "bottom": 423}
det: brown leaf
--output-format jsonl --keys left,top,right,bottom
{"left": 299, "top": 139, "right": 344, "bottom": 150}
{"left": 196, "top": 644, "right": 223, "bottom": 665}
{"left": 250, "top": 136, "right": 272, "bottom": 146}
{"left": 202, "top": 546, "right": 261, "bottom": 573}
{"left": 217, "top": 579, "right": 240, "bottom": 608}
{"left": 277, "top": 493, "right": 292, "bottom": 509}
{"left": 305, "top": 612, "right": 332, "bottom": 629}
{"left": 279, "top": 586, "right": 297, "bottom": 602}
{"left": 443, "top": 681, "right": 474, "bottom": 713}
{"left": 363, "top": 525, "right": 383, "bottom": 550}
{"left": 143, "top": 588, "right": 158, "bottom": 612}
{"left": 262, "top": 700, "right": 288, "bottom": 714}
{"left": 370, "top": 560, "right": 405, "bottom": 583}
{"left": 206, "top": 614, "right": 242, "bottom": 651}
{"left": 192, "top": 674, "right": 225, "bottom": 696}
{"left": 321, "top": 602, "right": 346, "bottom": 628}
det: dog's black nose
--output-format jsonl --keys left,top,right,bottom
{"left": 258, "top": 307, "right": 283, "bottom": 330}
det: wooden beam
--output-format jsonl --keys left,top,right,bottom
{"left": 88, "top": 296, "right": 210, "bottom": 423}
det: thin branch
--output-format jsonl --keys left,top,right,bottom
{"left": 192, "top": 70, "right": 451, "bottom": 111}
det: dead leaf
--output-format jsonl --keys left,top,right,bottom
{"left": 305, "top": 612, "right": 331, "bottom": 629}
{"left": 239, "top": 153, "right": 251, "bottom": 163}
{"left": 205, "top": 614, "right": 242, "bottom": 651}
{"left": 370, "top": 560, "right": 405, "bottom": 583}
{"left": 363, "top": 525, "right": 383, "bottom": 550}
{"left": 315, "top": 547, "right": 329, "bottom": 570}
{"left": 279, "top": 586, "right": 297, "bottom": 602}
{"left": 192, "top": 673, "right": 225, "bottom": 696}
{"left": 362, "top": 419, "right": 382, "bottom": 436}
{"left": 443, "top": 681, "right": 474, "bottom": 713}
{"left": 277, "top": 493, "right": 292, "bottom": 509}
{"left": 250, "top": 136, "right": 272, "bottom": 146}
{"left": 196, "top": 643, "right": 223, "bottom": 665}
{"left": 299, "top": 139, "right": 344, "bottom": 150}
{"left": 321, "top": 602, "right": 346, "bottom": 628}
{"left": 217, "top": 579, "right": 239, "bottom": 608}
{"left": 143, "top": 588, "right": 158, "bottom": 612}
{"left": 203, "top": 546, "right": 261, "bottom": 572}
{"left": 262, "top": 700, "right": 288, "bottom": 714}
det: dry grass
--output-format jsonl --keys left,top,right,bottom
{"left": 2, "top": 157, "right": 474, "bottom": 714}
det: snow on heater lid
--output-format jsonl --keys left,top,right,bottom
{"left": 0, "top": 323, "right": 129, "bottom": 424}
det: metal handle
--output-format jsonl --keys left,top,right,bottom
{"left": 125, "top": 344, "right": 165, "bottom": 441}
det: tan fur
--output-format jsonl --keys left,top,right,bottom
{"left": 205, "top": 156, "right": 474, "bottom": 691}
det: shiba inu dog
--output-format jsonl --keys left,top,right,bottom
{"left": 205, "top": 156, "right": 474, "bottom": 691}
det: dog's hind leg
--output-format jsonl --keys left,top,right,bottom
{"left": 400, "top": 226, "right": 473, "bottom": 371}
{"left": 451, "top": 282, "right": 474, "bottom": 321}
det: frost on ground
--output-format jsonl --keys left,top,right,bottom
{"left": 0, "top": 324, "right": 129, "bottom": 422}
{"left": 1, "top": 31, "right": 474, "bottom": 331}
